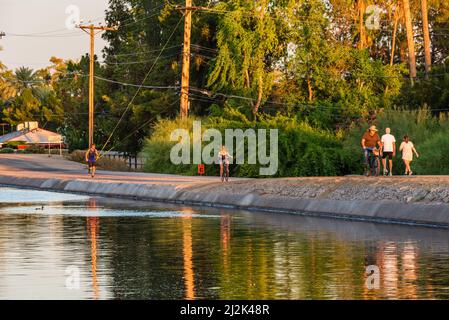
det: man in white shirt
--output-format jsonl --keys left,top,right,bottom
{"left": 381, "top": 128, "right": 396, "bottom": 176}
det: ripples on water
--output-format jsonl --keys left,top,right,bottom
{"left": 0, "top": 186, "right": 449, "bottom": 300}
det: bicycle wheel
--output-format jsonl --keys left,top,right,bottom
{"left": 370, "top": 157, "right": 377, "bottom": 176}
{"left": 374, "top": 158, "right": 380, "bottom": 176}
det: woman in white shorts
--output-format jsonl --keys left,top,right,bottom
{"left": 399, "top": 135, "right": 419, "bottom": 175}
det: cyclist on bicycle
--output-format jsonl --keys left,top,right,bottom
{"left": 361, "top": 125, "right": 382, "bottom": 176}
{"left": 218, "top": 145, "right": 232, "bottom": 181}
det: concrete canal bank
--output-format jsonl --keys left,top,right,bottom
{"left": 1, "top": 154, "right": 449, "bottom": 228}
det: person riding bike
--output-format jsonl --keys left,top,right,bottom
{"left": 218, "top": 145, "right": 232, "bottom": 182}
{"left": 361, "top": 125, "right": 382, "bottom": 176}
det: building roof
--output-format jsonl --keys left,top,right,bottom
{"left": 0, "top": 128, "right": 62, "bottom": 144}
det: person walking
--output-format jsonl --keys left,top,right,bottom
{"left": 381, "top": 128, "right": 396, "bottom": 176}
{"left": 399, "top": 135, "right": 419, "bottom": 175}
{"left": 218, "top": 145, "right": 232, "bottom": 182}
{"left": 85, "top": 144, "right": 100, "bottom": 178}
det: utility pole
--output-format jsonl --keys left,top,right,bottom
{"left": 77, "top": 24, "right": 117, "bottom": 147}
{"left": 180, "top": 0, "right": 192, "bottom": 119}
{"left": 175, "top": 4, "right": 217, "bottom": 118}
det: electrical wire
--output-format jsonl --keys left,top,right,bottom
{"left": 102, "top": 51, "right": 181, "bottom": 65}
{"left": 108, "top": 44, "right": 183, "bottom": 58}
{"left": 94, "top": 76, "right": 179, "bottom": 90}
{"left": 99, "top": 15, "right": 184, "bottom": 154}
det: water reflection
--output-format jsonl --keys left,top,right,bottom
{"left": 401, "top": 242, "right": 418, "bottom": 299}
{"left": 182, "top": 209, "right": 195, "bottom": 300}
{"left": 87, "top": 198, "right": 99, "bottom": 300}
{"left": 1, "top": 187, "right": 449, "bottom": 299}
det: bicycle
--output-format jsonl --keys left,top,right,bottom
{"left": 364, "top": 148, "right": 381, "bottom": 177}
{"left": 221, "top": 162, "right": 229, "bottom": 182}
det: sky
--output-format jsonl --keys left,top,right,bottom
{"left": 0, "top": 0, "right": 109, "bottom": 71}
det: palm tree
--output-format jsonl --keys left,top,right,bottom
{"left": 421, "top": 0, "right": 432, "bottom": 78}
{"left": 14, "top": 67, "right": 40, "bottom": 94}
{"left": 402, "top": 0, "right": 417, "bottom": 81}
{"left": 0, "top": 60, "right": 16, "bottom": 100}
{"left": 389, "top": 1, "right": 402, "bottom": 66}
{"left": 4, "top": 67, "right": 50, "bottom": 100}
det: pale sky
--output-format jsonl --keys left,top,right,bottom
{"left": 0, "top": 0, "right": 109, "bottom": 71}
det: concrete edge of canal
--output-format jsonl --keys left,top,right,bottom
{"left": 1, "top": 174, "right": 449, "bottom": 228}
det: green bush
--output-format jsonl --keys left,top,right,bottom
{"left": 141, "top": 109, "right": 350, "bottom": 177}
{"left": 66, "top": 150, "right": 131, "bottom": 172}
{"left": 24, "top": 146, "right": 45, "bottom": 154}
{"left": 414, "top": 128, "right": 449, "bottom": 175}
{"left": 3, "top": 141, "right": 27, "bottom": 149}
{"left": 0, "top": 148, "right": 15, "bottom": 153}
{"left": 141, "top": 106, "right": 449, "bottom": 177}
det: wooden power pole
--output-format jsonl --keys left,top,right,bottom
{"left": 78, "top": 24, "right": 117, "bottom": 147}
{"left": 175, "top": 3, "right": 216, "bottom": 118}
{"left": 180, "top": 0, "right": 192, "bottom": 119}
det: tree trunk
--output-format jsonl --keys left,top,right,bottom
{"left": 244, "top": 69, "right": 250, "bottom": 88}
{"left": 421, "top": 0, "right": 432, "bottom": 78}
{"left": 358, "top": 0, "right": 367, "bottom": 49}
{"left": 307, "top": 76, "right": 313, "bottom": 102}
{"left": 403, "top": 0, "right": 417, "bottom": 81}
{"left": 252, "top": 2, "right": 266, "bottom": 115}
{"left": 390, "top": 4, "right": 400, "bottom": 66}
{"left": 252, "top": 74, "right": 263, "bottom": 115}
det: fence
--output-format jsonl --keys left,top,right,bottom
{"left": 101, "top": 151, "right": 146, "bottom": 171}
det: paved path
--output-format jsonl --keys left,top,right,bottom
{"left": 2, "top": 154, "right": 449, "bottom": 227}
{"left": 0, "top": 154, "right": 223, "bottom": 187}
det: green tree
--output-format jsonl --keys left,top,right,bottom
{"left": 207, "top": 0, "right": 283, "bottom": 115}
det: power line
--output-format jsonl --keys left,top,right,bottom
{"left": 94, "top": 76, "right": 179, "bottom": 90}
{"left": 102, "top": 51, "right": 181, "bottom": 65}
{"left": 100, "top": 15, "right": 184, "bottom": 154}
{"left": 3, "top": 4, "right": 165, "bottom": 38}
{"left": 6, "top": 32, "right": 84, "bottom": 38}
{"left": 116, "top": 7, "right": 166, "bottom": 28}
{"left": 108, "top": 44, "right": 183, "bottom": 58}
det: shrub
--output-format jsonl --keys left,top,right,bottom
{"left": 3, "top": 141, "right": 27, "bottom": 149}
{"left": 141, "top": 109, "right": 349, "bottom": 177}
{"left": 66, "top": 150, "right": 131, "bottom": 171}
{"left": 0, "top": 148, "right": 15, "bottom": 154}
{"left": 414, "top": 128, "right": 449, "bottom": 175}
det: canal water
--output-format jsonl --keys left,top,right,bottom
{"left": 0, "top": 186, "right": 449, "bottom": 300}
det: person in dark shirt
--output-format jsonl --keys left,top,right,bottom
{"left": 361, "top": 125, "right": 382, "bottom": 175}
{"left": 85, "top": 144, "right": 99, "bottom": 178}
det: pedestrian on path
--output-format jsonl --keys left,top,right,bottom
{"left": 381, "top": 128, "right": 396, "bottom": 176}
{"left": 85, "top": 144, "right": 99, "bottom": 178}
{"left": 399, "top": 135, "right": 419, "bottom": 176}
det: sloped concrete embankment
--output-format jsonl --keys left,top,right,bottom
{"left": 1, "top": 175, "right": 449, "bottom": 228}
